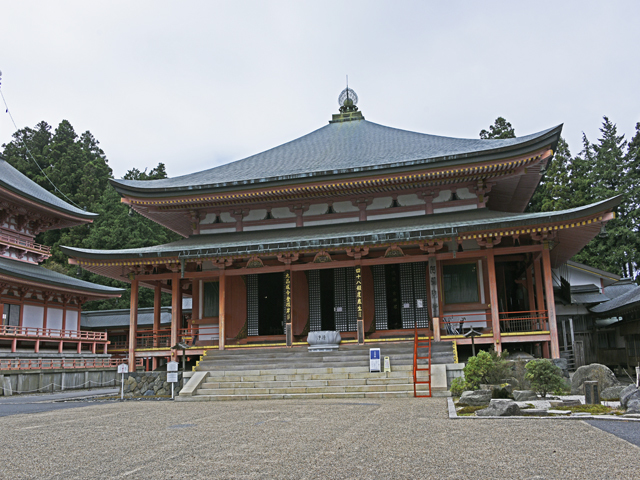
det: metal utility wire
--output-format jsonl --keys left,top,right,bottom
{"left": 0, "top": 75, "right": 83, "bottom": 210}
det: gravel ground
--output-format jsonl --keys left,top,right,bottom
{"left": 0, "top": 398, "right": 638, "bottom": 479}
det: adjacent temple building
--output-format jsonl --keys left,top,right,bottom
{"left": 0, "top": 159, "right": 123, "bottom": 369}
{"left": 63, "top": 89, "right": 620, "bottom": 383}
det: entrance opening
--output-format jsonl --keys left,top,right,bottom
{"left": 385, "top": 264, "right": 403, "bottom": 329}
{"left": 257, "top": 272, "right": 284, "bottom": 335}
{"left": 319, "top": 269, "right": 335, "bottom": 330}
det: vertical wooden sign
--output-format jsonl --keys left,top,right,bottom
{"left": 285, "top": 270, "right": 292, "bottom": 346}
{"left": 355, "top": 265, "right": 364, "bottom": 344}
{"left": 428, "top": 257, "right": 439, "bottom": 318}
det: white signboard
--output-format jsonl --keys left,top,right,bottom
{"left": 117, "top": 364, "right": 128, "bottom": 374}
{"left": 167, "top": 372, "right": 179, "bottom": 383}
{"left": 167, "top": 361, "right": 179, "bottom": 372}
{"left": 369, "top": 348, "right": 381, "bottom": 373}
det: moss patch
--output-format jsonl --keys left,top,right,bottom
{"left": 555, "top": 404, "right": 616, "bottom": 415}
{"left": 457, "top": 405, "right": 486, "bottom": 416}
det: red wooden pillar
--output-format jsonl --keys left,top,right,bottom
{"left": 128, "top": 279, "right": 139, "bottom": 372}
{"left": 219, "top": 270, "right": 226, "bottom": 350}
{"left": 486, "top": 251, "right": 502, "bottom": 353}
{"left": 171, "top": 273, "right": 180, "bottom": 360}
{"left": 534, "top": 257, "right": 545, "bottom": 314}
{"left": 526, "top": 266, "right": 535, "bottom": 312}
{"left": 153, "top": 283, "right": 161, "bottom": 348}
{"left": 541, "top": 245, "right": 560, "bottom": 359}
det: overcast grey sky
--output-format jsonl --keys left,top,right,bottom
{"left": 1, "top": 1, "right": 638, "bottom": 179}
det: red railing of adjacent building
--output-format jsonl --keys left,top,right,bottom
{"left": 441, "top": 312, "right": 492, "bottom": 336}
{"left": 130, "top": 326, "right": 220, "bottom": 349}
{"left": 499, "top": 310, "right": 548, "bottom": 333}
{"left": 0, "top": 357, "right": 143, "bottom": 371}
{"left": 0, "top": 325, "right": 108, "bottom": 341}
{"left": 0, "top": 233, "right": 51, "bottom": 254}
{"left": 440, "top": 310, "right": 549, "bottom": 336}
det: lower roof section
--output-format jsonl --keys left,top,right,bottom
{"left": 63, "top": 195, "right": 619, "bottom": 259}
{"left": 0, "top": 256, "right": 124, "bottom": 299}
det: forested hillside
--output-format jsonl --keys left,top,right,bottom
{"left": 1, "top": 120, "right": 181, "bottom": 310}
{"left": 482, "top": 117, "right": 639, "bottom": 281}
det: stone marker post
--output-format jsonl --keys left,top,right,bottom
{"left": 584, "top": 380, "right": 600, "bottom": 405}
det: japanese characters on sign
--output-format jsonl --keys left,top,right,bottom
{"left": 355, "top": 265, "right": 363, "bottom": 321}
{"left": 285, "top": 270, "right": 292, "bottom": 323}
{"left": 428, "top": 257, "right": 439, "bottom": 317}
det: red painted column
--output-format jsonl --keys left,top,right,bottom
{"left": 526, "top": 266, "right": 535, "bottom": 312}
{"left": 534, "top": 257, "right": 545, "bottom": 314}
{"left": 170, "top": 273, "right": 180, "bottom": 360}
{"left": 219, "top": 270, "right": 226, "bottom": 351}
{"left": 541, "top": 245, "right": 560, "bottom": 359}
{"left": 486, "top": 250, "right": 502, "bottom": 353}
{"left": 128, "top": 279, "right": 139, "bottom": 372}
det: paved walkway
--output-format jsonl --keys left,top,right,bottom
{"left": 0, "top": 388, "right": 118, "bottom": 417}
{"left": 0, "top": 398, "right": 638, "bottom": 479}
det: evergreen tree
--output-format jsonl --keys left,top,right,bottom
{"left": 480, "top": 117, "right": 516, "bottom": 139}
{"left": 571, "top": 118, "right": 639, "bottom": 280}
{"left": 1, "top": 120, "right": 181, "bottom": 308}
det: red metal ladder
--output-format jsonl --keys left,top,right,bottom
{"left": 413, "top": 323, "right": 432, "bottom": 398}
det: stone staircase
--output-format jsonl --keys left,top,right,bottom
{"left": 177, "top": 341, "right": 454, "bottom": 402}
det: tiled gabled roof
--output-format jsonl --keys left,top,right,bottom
{"left": 0, "top": 158, "right": 97, "bottom": 219}
{"left": 112, "top": 120, "right": 562, "bottom": 195}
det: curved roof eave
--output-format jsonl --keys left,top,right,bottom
{"left": 0, "top": 157, "right": 98, "bottom": 220}
{"left": 61, "top": 195, "right": 620, "bottom": 261}
{"left": 111, "top": 122, "right": 563, "bottom": 198}
{"left": 0, "top": 257, "right": 124, "bottom": 296}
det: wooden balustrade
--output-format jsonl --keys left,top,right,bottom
{"left": 0, "top": 325, "right": 108, "bottom": 341}
{"left": 499, "top": 310, "right": 548, "bottom": 333}
{"left": 0, "top": 233, "right": 51, "bottom": 253}
{"left": 0, "top": 357, "right": 142, "bottom": 371}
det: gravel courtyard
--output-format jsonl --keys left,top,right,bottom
{"left": 1, "top": 398, "right": 638, "bottom": 479}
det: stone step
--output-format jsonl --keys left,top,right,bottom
{"left": 176, "top": 390, "right": 428, "bottom": 402}
{"left": 195, "top": 383, "right": 420, "bottom": 396}
{"left": 201, "top": 365, "right": 413, "bottom": 377}
{"left": 199, "top": 376, "right": 415, "bottom": 390}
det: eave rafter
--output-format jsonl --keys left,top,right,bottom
{"left": 70, "top": 208, "right": 612, "bottom": 276}
{"left": 124, "top": 150, "right": 549, "bottom": 212}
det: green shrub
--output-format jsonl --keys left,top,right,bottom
{"left": 463, "top": 350, "right": 511, "bottom": 389}
{"left": 450, "top": 349, "right": 512, "bottom": 395}
{"left": 450, "top": 377, "right": 466, "bottom": 397}
{"left": 524, "top": 359, "right": 566, "bottom": 398}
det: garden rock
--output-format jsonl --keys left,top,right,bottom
{"left": 552, "top": 358, "right": 570, "bottom": 378}
{"left": 458, "top": 389, "right": 491, "bottom": 406}
{"left": 513, "top": 390, "right": 538, "bottom": 401}
{"left": 620, "top": 384, "right": 640, "bottom": 408}
{"left": 627, "top": 399, "right": 640, "bottom": 414}
{"left": 476, "top": 399, "right": 521, "bottom": 416}
{"left": 600, "top": 385, "right": 626, "bottom": 401}
{"left": 570, "top": 364, "right": 620, "bottom": 394}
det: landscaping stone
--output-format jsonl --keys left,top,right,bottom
{"left": 476, "top": 399, "right": 521, "bottom": 416}
{"left": 547, "top": 409, "right": 571, "bottom": 415}
{"left": 570, "top": 364, "right": 620, "bottom": 394}
{"left": 520, "top": 409, "right": 549, "bottom": 416}
{"left": 620, "top": 384, "right": 640, "bottom": 408}
{"left": 458, "top": 389, "right": 491, "bottom": 406}
{"left": 627, "top": 398, "right": 640, "bottom": 414}
{"left": 552, "top": 358, "right": 570, "bottom": 378}
{"left": 121, "top": 371, "right": 182, "bottom": 398}
{"left": 600, "top": 385, "right": 626, "bottom": 401}
{"left": 513, "top": 390, "right": 538, "bottom": 401}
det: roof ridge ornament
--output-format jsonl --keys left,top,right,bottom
{"left": 331, "top": 79, "right": 364, "bottom": 124}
